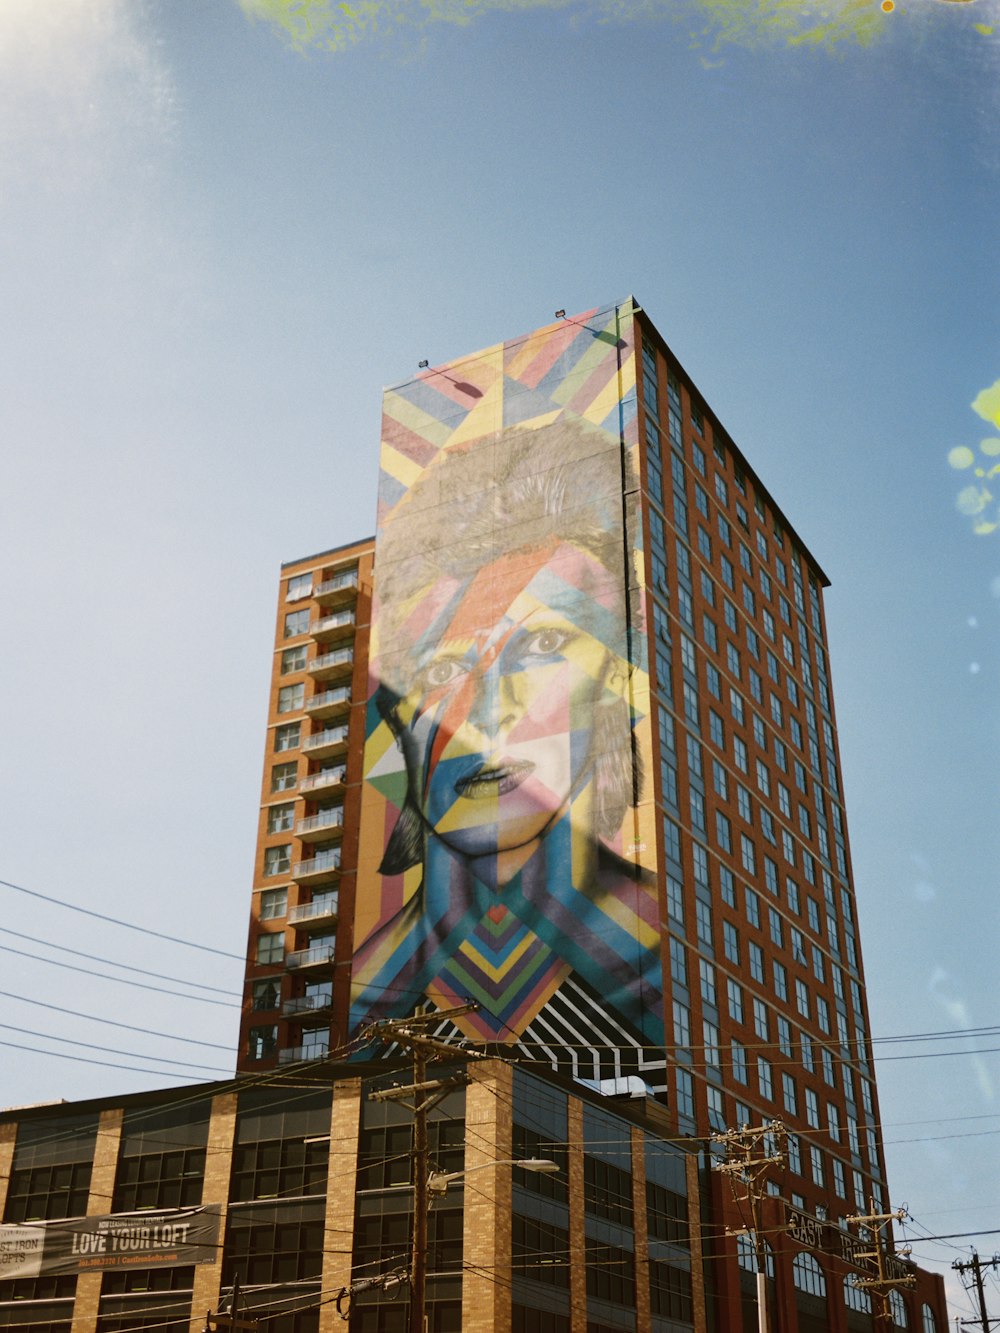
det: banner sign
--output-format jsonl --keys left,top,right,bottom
{"left": 0, "top": 1206, "right": 221, "bottom": 1279}
{"left": 785, "top": 1204, "right": 912, "bottom": 1282}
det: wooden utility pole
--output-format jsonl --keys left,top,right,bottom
{"left": 953, "top": 1252, "right": 1000, "bottom": 1333}
{"left": 362, "top": 1006, "right": 483, "bottom": 1333}
{"left": 846, "top": 1201, "right": 915, "bottom": 1331}
{"left": 204, "top": 1274, "right": 258, "bottom": 1332}
{"left": 712, "top": 1122, "right": 785, "bottom": 1333}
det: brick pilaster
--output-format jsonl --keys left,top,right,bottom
{"left": 319, "top": 1077, "right": 362, "bottom": 1333}
{"left": 461, "top": 1060, "right": 513, "bottom": 1333}
{"left": 189, "top": 1091, "right": 238, "bottom": 1333}
{"left": 686, "top": 1150, "right": 709, "bottom": 1333}
{"left": 567, "top": 1096, "right": 587, "bottom": 1333}
{"left": 631, "top": 1126, "right": 651, "bottom": 1333}
{"left": 70, "top": 1107, "right": 123, "bottom": 1333}
{"left": 0, "top": 1122, "right": 17, "bottom": 1218}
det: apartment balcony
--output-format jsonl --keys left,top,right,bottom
{"left": 283, "top": 993, "right": 332, "bottom": 1016}
{"left": 299, "top": 767, "right": 346, "bottom": 796}
{"left": 285, "top": 942, "right": 336, "bottom": 971}
{"left": 309, "top": 609, "right": 355, "bottom": 644}
{"left": 304, "top": 686, "right": 351, "bottom": 722}
{"left": 295, "top": 808, "right": 344, "bottom": 844}
{"left": 302, "top": 725, "right": 349, "bottom": 760}
{"left": 288, "top": 892, "right": 339, "bottom": 929}
{"left": 291, "top": 849, "right": 341, "bottom": 884}
{"left": 314, "top": 569, "right": 359, "bottom": 608}
{"left": 277, "top": 1041, "right": 330, "bottom": 1064}
{"left": 307, "top": 646, "right": 354, "bottom": 683}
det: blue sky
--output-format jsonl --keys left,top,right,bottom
{"left": 0, "top": 0, "right": 997, "bottom": 1311}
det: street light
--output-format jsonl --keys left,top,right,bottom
{"left": 427, "top": 1157, "right": 559, "bottom": 1196}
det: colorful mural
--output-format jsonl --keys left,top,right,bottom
{"left": 351, "top": 301, "right": 663, "bottom": 1075}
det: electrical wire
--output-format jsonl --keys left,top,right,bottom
{"left": 0, "top": 875, "right": 244, "bottom": 959}
{"left": 0, "top": 943, "right": 241, "bottom": 1007}
{"left": 0, "top": 988, "right": 237, "bottom": 1050}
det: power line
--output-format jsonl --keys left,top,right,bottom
{"left": 0, "top": 988, "right": 237, "bottom": 1050}
{"left": 0, "top": 926, "right": 240, "bottom": 995}
{"left": 0, "top": 1022, "right": 233, "bottom": 1075}
{"left": 0, "top": 875, "right": 245, "bottom": 959}
{"left": 0, "top": 943, "right": 241, "bottom": 1007}
{"left": 0, "top": 1036, "right": 221, "bottom": 1081}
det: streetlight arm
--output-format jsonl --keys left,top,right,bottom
{"left": 427, "top": 1157, "right": 559, "bottom": 1195}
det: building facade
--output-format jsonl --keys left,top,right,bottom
{"left": 0, "top": 1062, "right": 703, "bottom": 1333}
{"left": 234, "top": 300, "right": 947, "bottom": 1331}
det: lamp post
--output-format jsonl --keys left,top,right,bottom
{"left": 409, "top": 1157, "right": 559, "bottom": 1333}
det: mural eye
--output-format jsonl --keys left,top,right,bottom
{"left": 422, "top": 658, "right": 466, "bottom": 688}
{"left": 524, "top": 628, "right": 571, "bottom": 656}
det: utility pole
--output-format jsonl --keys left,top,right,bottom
{"left": 362, "top": 1006, "right": 483, "bottom": 1333}
{"left": 712, "top": 1121, "right": 785, "bottom": 1333}
{"left": 953, "top": 1251, "right": 1000, "bottom": 1333}
{"left": 845, "top": 1201, "right": 915, "bottom": 1331}
{"left": 204, "top": 1274, "right": 258, "bottom": 1332}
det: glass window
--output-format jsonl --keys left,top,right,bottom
{"left": 247, "top": 1025, "right": 278, "bottom": 1060}
{"left": 274, "top": 722, "right": 301, "bottom": 753}
{"left": 284, "top": 608, "right": 310, "bottom": 638}
{"left": 281, "top": 645, "right": 307, "bottom": 674}
{"left": 267, "top": 803, "right": 295, "bottom": 834}
{"left": 271, "top": 760, "right": 298, "bottom": 792}
{"left": 259, "top": 887, "right": 288, "bottom": 920}
{"left": 277, "top": 683, "right": 304, "bottom": 714}
{"left": 263, "top": 844, "right": 291, "bottom": 876}
{"left": 727, "top": 978, "right": 744, "bottom": 1023}
{"left": 286, "top": 573, "right": 313, "bottom": 601}
{"left": 256, "top": 932, "right": 284, "bottom": 965}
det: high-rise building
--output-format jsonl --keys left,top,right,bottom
{"left": 238, "top": 299, "right": 946, "bottom": 1332}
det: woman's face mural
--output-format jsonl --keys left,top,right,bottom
{"left": 393, "top": 537, "right": 623, "bottom": 863}
{"left": 351, "top": 311, "right": 663, "bottom": 1061}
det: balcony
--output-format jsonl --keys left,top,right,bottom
{"left": 299, "top": 767, "right": 346, "bottom": 796}
{"left": 285, "top": 942, "right": 336, "bottom": 970}
{"left": 307, "top": 647, "right": 354, "bottom": 683}
{"left": 284, "top": 997, "right": 334, "bottom": 1013}
{"left": 314, "top": 569, "right": 359, "bottom": 608}
{"left": 310, "top": 609, "right": 355, "bottom": 644}
{"left": 277, "top": 1041, "right": 330, "bottom": 1064}
{"left": 304, "top": 686, "right": 351, "bottom": 722}
{"left": 302, "top": 725, "right": 349, "bottom": 760}
{"left": 292, "top": 849, "right": 341, "bottom": 884}
{"left": 289, "top": 892, "right": 339, "bottom": 928}
{"left": 295, "top": 808, "right": 344, "bottom": 844}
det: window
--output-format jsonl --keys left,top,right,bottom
{"left": 768, "top": 908, "right": 783, "bottom": 948}
{"left": 271, "top": 761, "right": 297, "bottom": 792}
{"left": 716, "top": 811, "right": 732, "bottom": 853}
{"left": 753, "top": 998, "right": 768, "bottom": 1040}
{"left": 673, "top": 999, "right": 691, "bottom": 1047}
{"left": 676, "top": 1067, "right": 695, "bottom": 1120}
{"left": 286, "top": 573, "right": 313, "bottom": 601}
{"left": 734, "top": 736, "right": 749, "bottom": 773}
{"left": 274, "top": 722, "right": 301, "bottom": 752}
{"left": 727, "top": 979, "right": 744, "bottom": 1023}
{"left": 732, "top": 1040, "right": 749, "bottom": 1084}
{"left": 777, "top": 1015, "right": 793, "bottom": 1057}
{"left": 730, "top": 688, "right": 745, "bottom": 725}
{"left": 720, "top": 865, "right": 736, "bottom": 907}
{"left": 740, "top": 834, "right": 756, "bottom": 875}
{"left": 259, "top": 887, "right": 288, "bottom": 920}
{"left": 723, "top": 921, "right": 740, "bottom": 964}
{"left": 666, "top": 875, "right": 684, "bottom": 923}
{"left": 247, "top": 1025, "right": 278, "bottom": 1060}
{"left": 757, "top": 1057, "right": 773, "bottom": 1100}
{"left": 703, "top": 615, "right": 718, "bottom": 652}
{"left": 696, "top": 897, "right": 713, "bottom": 946}
{"left": 805, "top": 1088, "right": 820, "bottom": 1128}
{"left": 284, "top": 608, "right": 310, "bottom": 638}
{"left": 267, "top": 803, "right": 295, "bottom": 834}
{"left": 795, "top": 979, "right": 811, "bottom": 1018}
{"left": 584, "top": 1155, "right": 634, "bottom": 1227}
{"left": 281, "top": 645, "right": 307, "bottom": 674}
{"left": 744, "top": 886, "right": 761, "bottom": 928}
{"left": 772, "top": 961, "right": 787, "bottom": 1000}
{"left": 699, "top": 959, "right": 717, "bottom": 1006}
{"left": 748, "top": 942, "right": 764, "bottom": 983}
{"left": 263, "top": 845, "right": 291, "bottom": 876}
{"left": 649, "top": 1261, "right": 693, "bottom": 1322}
{"left": 709, "top": 710, "right": 725, "bottom": 748}
{"left": 252, "top": 977, "right": 280, "bottom": 1010}
{"left": 726, "top": 642, "right": 741, "bottom": 678}
{"left": 793, "top": 1253, "right": 827, "bottom": 1297}
{"left": 810, "top": 1145, "right": 824, "bottom": 1186}
{"left": 256, "top": 932, "right": 284, "bottom": 965}
{"left": 277, "top": 682, "right": 304, "bottom": 714}
{"left": 703, "top": 1019, "right": 720, "bottom": 1070}
{"left": 721, "top": 554, "right": 735, "bottom": 589}
{"left": 787, "top": 1133, "right": 802, "bottom": 1175}
{"left": 782, "top": 1073, "right": 798, "bottom": 1116}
